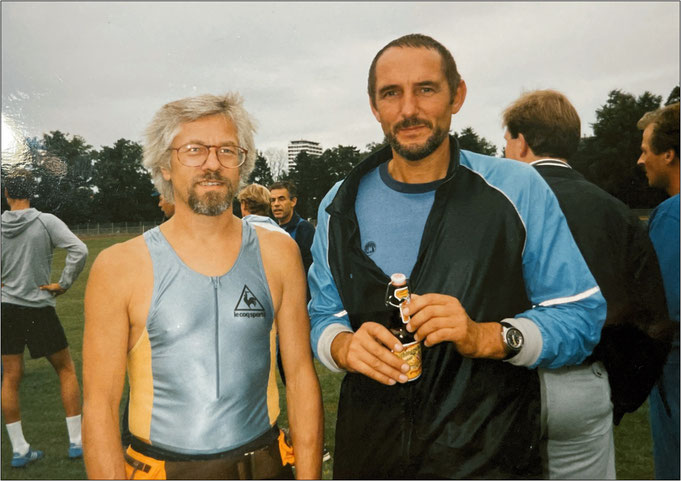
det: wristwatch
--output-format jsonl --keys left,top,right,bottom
{"left": 500, "top": 321, "right": 524, "bottom": 359}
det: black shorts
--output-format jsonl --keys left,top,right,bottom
{"left": 1, "top": 303, "right": 69, "bottom": 358}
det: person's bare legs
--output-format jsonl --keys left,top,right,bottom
{"left": 47, "top": 347, "right": 83, "bottom": 456}
{"left": 2, "top": 353, "right": 35, "bottom": 459}
{"left": 2, "top": 354, "right": 24, "bottom": 423}
{"left": 46, "top": 347, "right": 81, "bottom": 417}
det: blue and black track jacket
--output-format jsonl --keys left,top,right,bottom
{"left": 308, "top": 138, "right": 606, "bottom": 478}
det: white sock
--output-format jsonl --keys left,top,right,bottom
{"left": 65, "top": 415, "right": 82, "bottom": 446}
{"left": 6, "top": 421, "right": 30, "bottom": 456}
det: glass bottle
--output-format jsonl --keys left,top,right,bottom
{"left": 385, "top": 273, "right": 422, "bottom": 381}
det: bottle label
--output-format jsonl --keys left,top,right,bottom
{"left": 394, "top": 286, "right": 410, "bottom": 301}
{"left": 394, "top": 341, "right": 422, "bottom": 381}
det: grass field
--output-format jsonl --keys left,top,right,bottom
{"left": 1, "top": 234, "right": 657, "bottom": 479}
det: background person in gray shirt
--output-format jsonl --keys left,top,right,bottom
{"left": 1, "top": 168, "right": 88, "bottom": 467}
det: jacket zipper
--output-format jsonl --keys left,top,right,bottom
{"left": 212, "top": 276, "right": 220, "bottom": 398}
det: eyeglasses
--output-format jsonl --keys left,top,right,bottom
{"left": 169, "top": 143, "right": 247, "bottom": 168}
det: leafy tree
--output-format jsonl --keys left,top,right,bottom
{"left": 285, "top": 145, "right": 362, "bottom": 219}
{"left": 455, "top": 127, "right": 498, "bottom": 156}
{"left": 363, "top": 139, "right": 388, "bottom": 156}
{"left": 90, "top": 139, "right": 158, "bottom": 222}
{"left": 665, "top": 86, "right": 680, "bottom": 106}
{"left": 248, "top": 152, "right": 274, "bottom": 186}
{"left": 31, "top": 131, "right": 96, "bottom": 224}
{"left": 571, "top": 89, "right": 666, "bottom": 208}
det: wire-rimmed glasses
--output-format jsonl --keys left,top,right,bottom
{"left": 169, "top": 143, "right": 247, "bottom": 168}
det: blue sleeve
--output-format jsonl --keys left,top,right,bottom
{"left": 308, "top": 182, "right": 352, "bottom": 362}
{"left": 513, "top": 169, "right": 607, "bottom": 369}
{"left": 460, "top": 152, "right": 606, "bottom": 369}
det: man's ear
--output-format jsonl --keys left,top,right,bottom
{"left": 663, "top": 148, "right": 678, "bottom": 166}
{"left": 450, "top": 79, "right": 467, "bottom": 115}
{"left": 162, "top": 166, "right": 171, "bottom": 182}
{"left": 290, "top": 196, "right": 298, "bottom": 208}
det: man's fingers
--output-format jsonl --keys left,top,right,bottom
{"left": 352, "top": 355, "right": 409, "bottom": 386}
{"left": 363, "top": 323, "right": 403, "bottom": 352}
{"left": 346, "top": 323, "right": 411, "bottom": 384}
{"left": 417, "top": 319, "right": 459, "bottom": 347}
{"left": 352, "top": 359, "right": 402, "bottom": 386}
{"left": 407, "top": 304, "right": 446, "bottom": 331}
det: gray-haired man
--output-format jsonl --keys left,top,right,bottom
{"left": 82, "top": 93, "right": 322, "bottom": 479}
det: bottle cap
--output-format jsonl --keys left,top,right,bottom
{"left": 390, "top": 273, "right": 406, "bottom": 286}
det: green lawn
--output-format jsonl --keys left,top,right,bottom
{"left": 1, "top": 234, "right": 657, "bottom": 479}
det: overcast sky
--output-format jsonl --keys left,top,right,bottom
{"left": 2, "top": 2, "right": 679, "bottom": 159}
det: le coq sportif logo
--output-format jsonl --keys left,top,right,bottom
{"left": 234, "top": 285, "right": 266, "bottom": 318}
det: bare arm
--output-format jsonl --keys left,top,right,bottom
{"left": 264, "top": 232, "right": 323, "bottom": 479}
{"left": 82, "top": 246, "right": 132, "bottom": 479}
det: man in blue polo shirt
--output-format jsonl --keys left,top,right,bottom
{"left": 637, "top": 102, "right": 680, "bottom": 480}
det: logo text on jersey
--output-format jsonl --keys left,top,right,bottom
{"left": 234, "top": 285, "right": 266, "bottom": 318}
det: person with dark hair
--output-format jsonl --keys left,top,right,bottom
{"left": 82, "top": 93, "right": 322, "bottom": 479}
{"left": 308, "top": 34, "right": 606, "bottom": 478}
{"left": 2, "top": 169, "right": 88, "bottom": 467}
{"left": 637, "top": 102, "right": 680, "bottom": 480}
{"left": 503, "top": 89, "right": 672, "bottom": 479}
{"left": 269, "top": 181, "right": 315, "bottom": 276}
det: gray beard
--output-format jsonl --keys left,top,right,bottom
{"left": 187, "top": 179, "right": 234, "bottom": 216}
{"left": 387, "top": 125, "right": 448, "bottom": 161}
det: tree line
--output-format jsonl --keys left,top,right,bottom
{"left": 1, "top": 86, "right": 677, "bottom": 224}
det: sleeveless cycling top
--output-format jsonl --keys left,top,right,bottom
{"left": 127, "top": 221, "right": 279, "bottom": 455}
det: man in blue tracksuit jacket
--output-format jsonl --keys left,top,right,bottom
{"left": 308, "top": 34, "right": 606, "bottom": 479}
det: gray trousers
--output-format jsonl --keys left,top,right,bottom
{"left": 539, "top": 361, "right": 616, "bottom": 479}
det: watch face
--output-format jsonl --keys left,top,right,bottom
{"left": 506, "top": 328, "right": 524, "bottom": 350}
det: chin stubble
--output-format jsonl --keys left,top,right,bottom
{"left": 387, "top": 118, "right": 448, "bottom": 161}
{"left": 187, "top": 174, "right": 235, "bottom": 216}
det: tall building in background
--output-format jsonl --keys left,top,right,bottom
{"left": 288, "top": 139, "right": 322, "bottom": 170}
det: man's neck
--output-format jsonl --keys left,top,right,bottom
{"left": 7, "top": 199, "right": 31, "bottom": 211}
{"left": 667, "top": 166, "right": 680, "bottom": 196}
{"left": 279, "top": 211, "right": 295, "bottom": 226}
{"left": 163, "top": 204, "right": 241, "bottom": 243}
{"left": 159, "top": 205, "right": 243, "bottom": 277}
{"left": 388, "top": 136, "right": 451, "bottom": 184}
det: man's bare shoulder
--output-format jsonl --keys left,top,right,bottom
{"left": 92, "top": 235, "right": 150, "bottom": 277}
{"left": 253, "top": 224, "right": 298, "bottom": 251}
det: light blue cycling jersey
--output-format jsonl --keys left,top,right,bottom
{"left": 127, "top": 222, "right": 279, "bottom": 455}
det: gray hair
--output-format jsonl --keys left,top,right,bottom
{"left": 142, "top": 92, "right": 258, "bottom": 202}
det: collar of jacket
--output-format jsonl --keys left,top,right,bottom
{"left": 326, "top": 135, "right": 462, "bottom": 218}
{"left": 281, "top": 210, "right": 302, "bottom": 231}
{"left": 530, "top": 158, "right": 571, "bottom": 169}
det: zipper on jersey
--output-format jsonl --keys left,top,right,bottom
{"left": 212, "top": 276, "right": 220, "bottom": 398}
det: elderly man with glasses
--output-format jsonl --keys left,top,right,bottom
{"left": 81, "top": 93, "right": 323, "bottom": 480}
